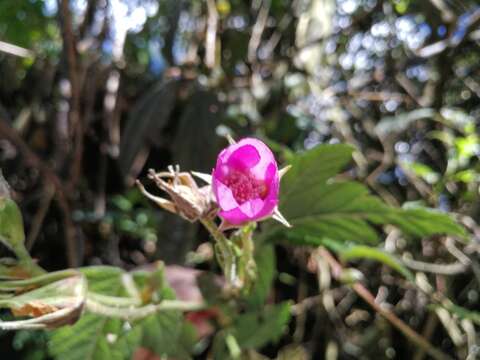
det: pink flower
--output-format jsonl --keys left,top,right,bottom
{"left": 212, "top": 138, "right": 280, "bottom": 225}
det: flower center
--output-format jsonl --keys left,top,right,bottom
{"left": 223, "top": 169, "right": 268, "bottom": 204}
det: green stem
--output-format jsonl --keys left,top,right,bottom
{"left": 0, "top": 269, "right": 78, "bottom": 291}
{"left": 86, "top": 298, "right": 206, "bottom": 320}
{"left": 87, "top": 292, "right": 142, "bottom": 308}
{"left": 200, "top": 218, "right": 238, "bottom": 289}
{"left": 231, "top": 223, "right": 257, "bottom": 292}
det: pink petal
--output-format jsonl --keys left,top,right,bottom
{"left": 241, "top": 139, "right": 277, "bottom": 180}
{"left": 239, "top": 198, "right": 264, "bottom": 218}
{"left": 255, "top": 195, "right": 277, "bottom": 219}
{"left": 255, "top": 164, "right": 279, "bottom": 218}
{"left": 226, "top": 144, "right": 261, "bottom": 171}
{"left": 213, "top": 177, "right": 238, "bottom": 211}
{"left": 219, "top": 207, "right": 250, "bottom": 225}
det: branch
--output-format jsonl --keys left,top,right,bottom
{"left": 248, "top": 1, "right": 270, "bottom": 63}
{"left": 0, "top": 41, "right": 34, "bottom": 59}
{"left": 59, "top": 0, "right": 83, "bottom": 191}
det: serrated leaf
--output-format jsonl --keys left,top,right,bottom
{"left": 49, "top": 264, "right": 195, "bottom": 360}
{"left": 269, "top": 144, "right": 466, "bottom": 246}
{"left": 49, "top": 315, "right": 121, "bottom": 360}
{"left": 281, "top": 143, "right": 354, "bottom": 202}
{"left": 48, "top": 268, "right": 129, "bottom": 360}
{"left": 384, "top": 207, "right": 466, "bottom": 239}
{"left": 79, "top": 266, "right": 125, "bottom": 295}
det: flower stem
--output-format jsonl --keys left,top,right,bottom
{"left": 200, "top": 218, "right": 239, "bottom": 291}
{"left": 86, "top": 298, "right": 205, "bottom": 320}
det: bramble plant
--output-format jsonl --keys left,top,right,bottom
{"left": 0, "top": 139, "right": 470, "bottom": 359}
{"left": 137, "top": 137, "right": 291, "bottom": 294}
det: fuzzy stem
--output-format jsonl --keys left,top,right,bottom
{"left": 200, "top": 218, "right": 240, "bottom": 291}
{"left": 86, "top": 298, "right": 205, "bottom": 321}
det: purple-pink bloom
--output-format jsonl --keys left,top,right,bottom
{"left": 212, "top": 138, "right": 280, "bottom": 225}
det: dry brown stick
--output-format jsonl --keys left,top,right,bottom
{"left": 0, "top": 119, "right": 79, "bottom": 267}
{"left": 414, "top": 313, "right": 440, "bottom": 360}
{"left": 292, "top": 271, "right": 308, "bottom": 342}
{"left": 317, "top": 247, "right": 452, "bottom": 360}
{"left": 59, "top": 0, "right": 83, "bottom": 191}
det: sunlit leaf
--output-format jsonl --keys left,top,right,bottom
{"left": 339, "top": 245, "right": 414, "bottom": 281}
{"left": 267, "top": 144, "right": 466, "bottom": 246}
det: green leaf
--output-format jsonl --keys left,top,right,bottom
{"left": 385, "top": 207, "right": 466, "bottom": 239}
{"left": 282, "top": 182, "right": 382, "bottom": 244}
{"left": 212, "top": 302, "right": 292, "bottom": 359}
{"left": 49, "top": 264, "right": 195, "bottom": 360}
{"left": 0, "top": 196, "right": 26, "bottom": 255}
{"left": 339, "top": 245, "right": 414, "bottom": 281}
{"left": 246, "top": 244, "right": 276, "bottom": 309}
{"left": 232, "top": 301, "right": 291, "bottom": 349}
{"left": 0, "top": 173, "right": 44, "bottom": 275}
{"left": 140, "top": 311, "right": 192, "bottom": 359}
{"left": 79, "top": 266, "right": 125, "bottom": 295}
{"left": 269, "top": 144, "right": 466, "bottom": 246}
{"left": 281, "top": 143, "right": 354, "bottom": 202}
{"left": 48, "top": 315, "right": 138, "bottom": 360}
{"left": 48, "top": 268, "right": 129, "bottom": 360}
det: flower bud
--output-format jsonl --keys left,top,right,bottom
{"left": 212, "top": 138, "right": 282, "bottom": 226}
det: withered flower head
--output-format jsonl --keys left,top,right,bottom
{"left": 136, "top": 165, "right": 216, "bottom": 222}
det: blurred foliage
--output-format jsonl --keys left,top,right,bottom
{"left": 0, "top": 0, "right": 480, "bottom": 359}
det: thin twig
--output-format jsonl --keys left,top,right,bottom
{"left": 402, "top": 256, "right": 468, "bottom": 275}
{"left": 414, "top": 313, "right": 439, "bottom": 360}
{"left": 318, "top": 247, "right": 452, "bottom": 360}
{"left": 248, "top": 0, "right": 270, "bottom": 63}
{"left": 59, "top": 0, "right": 83, "bottom": 191}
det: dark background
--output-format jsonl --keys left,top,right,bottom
{"left": 0, "top": 0, "right": 479, "bottom": 358}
